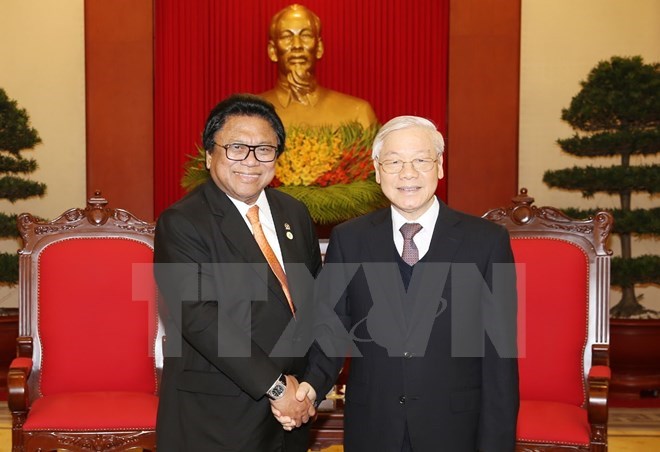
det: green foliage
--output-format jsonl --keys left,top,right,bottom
{"left": 337, "top": 121, "right": 379, "bottom": 149}
{"left": 0, "top": 88, "right": 41, "bottom": 155}
{"left": 277, "top": 178, "right": 389, "bottom": 224}
{"left": 181, "top": 144, "right": 207, "bottom": 192}
{"left": 0, "top": 154, "right": 38, "bottom": 173}
{"left": 0, "top": 213, "right": 19, "bottom": 238}
{"left": 543, "top": 165, "right": 659, "bottom": 196}
{"left": 0, "top": 253, "right": 18, "bottom": 283}
{"left": 545, "top": 56, "right": 659, "bottom": 317}
{"left": 557, "top": 129, "right": 658, "bottom": 157}
{"left": 0, "top": 88, "right": 46, "bottom": 285}
{"left": 611, "top": 255, "right": 660, "bottom": 287}
{"left": 561, "top": 56, "right": 659, "bottom": 132}
{"left": 0, "top": 176, "right": 46, "bottom": 202}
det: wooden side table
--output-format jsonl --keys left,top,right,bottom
{"left": 309, "top": 399, "right": 345, "bottom": 451}
{"left": 0, "top": 308, "right": 19, "bottom": 400}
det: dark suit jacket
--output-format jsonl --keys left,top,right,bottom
{"left": 154, "top": 180, "right": 322, "bottom": 452}
{"left": 306, "top": 202, "right": 519, "bottom": 452}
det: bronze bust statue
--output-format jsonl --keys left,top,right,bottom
{"left": 260, "top": 4, "right": 378, "bottom": 129}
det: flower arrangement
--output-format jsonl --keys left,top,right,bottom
{"left": 181, "top": 121, "right": 389, "bottom": 224}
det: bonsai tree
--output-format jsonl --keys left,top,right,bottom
{"left": 0, "top": 88, "right": 46, "bottom": 283}
{"left": 543, "top": 56, "right": 659, "bottom": 318}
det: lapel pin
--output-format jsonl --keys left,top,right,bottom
{"left": 286, "top": 231, "right": 294, "bottom": 240}
{"left": 284, "top": 223, "right": 291, "bottom": 230}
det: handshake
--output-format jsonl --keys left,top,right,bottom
{"left": 269, "top": 375, "right": 318, "bottom": 431}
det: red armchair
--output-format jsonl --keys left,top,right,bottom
{"left": 8, "top": 192, "right": 163, "bottom": 451}
{"left": 483, "top": 189, "right": 612, "bottom": 451}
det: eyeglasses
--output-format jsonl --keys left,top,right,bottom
{"left": 214, "top": 142, "right": 278, "bottom": 162}
{"left": 376, "top": 158, "right": 438, "bottom": 174}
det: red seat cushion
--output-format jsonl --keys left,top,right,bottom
{"left": 22, "top": 392, "right": 158, "bottom": 430}
{"left": 513, "top": 238, "right": 588, "bottom": 406}
{"left": 37, "top": 238, "right": 158, "bottom": 395}
{"left": 516, "top": 400, "right": 590, "bottom": 446}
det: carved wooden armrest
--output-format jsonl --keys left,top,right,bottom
{"left": 8, "top": 336, "right": 34, "bottom": 413}
{"left": 588, "top": 343, "right": 610, "bottom": 427}
{"left": 587, "top": 363, "right": 610, "bottom": 448}
{"left": 8, "top": 356, "right": 33, "bottom": 413}
{"left": 591, "top": 343, "right": 609, "bottom": 367}
{"left": 16, "top": 336, "right": 33, "bottom": 358}
{"left": 587, "top": 364, "right": 610, "bottom": 420}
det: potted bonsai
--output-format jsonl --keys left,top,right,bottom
{"left": 0, "top": 87, "right": 47, "bottom": 283}
{"left": 0, "top": 88, "right": 46, "bottom": 283}
{"left": 543, "top": 56, "right": 659, "bottom": 402}
{"left": 0, "top": 87, "right": 45, "bottom": 398}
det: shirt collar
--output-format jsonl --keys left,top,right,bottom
{"left": 391, "top": 196, "right": 440, "bottom": 234}
{"left": 227, "top": 191, "right": 274, "bottom": 228}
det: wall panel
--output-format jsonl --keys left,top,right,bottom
{"left": 85, "top": 0, "right": 154, "bottom": 220}
{"left": 447, "top": 0, "right": 521, "bottom": 215}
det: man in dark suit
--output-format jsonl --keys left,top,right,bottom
{"left": 297, "top": 116, "right": 519, "bottom": 451}
{"left": 154, "top": 94, "right": 322, "bottom": 451}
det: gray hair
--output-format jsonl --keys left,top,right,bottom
{"left": 372, "top": 115, "right": 445, "bottom": 159}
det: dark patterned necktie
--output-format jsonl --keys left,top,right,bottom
{"left": 400, "top": 223, "right": 423, "bottom": 266}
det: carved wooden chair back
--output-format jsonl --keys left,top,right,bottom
{"left": 8, "top": 192, "right": 162, "bottom": 451}
{"left": 483, "top": 189, "right": 612, "bottom": 451}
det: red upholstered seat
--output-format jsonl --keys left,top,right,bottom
{"left": 516, "top": 400, "right": 590, "bottom": 446}
{"left": 23, "top": 392, "right": 158, "bottom": 430}
{"left": 515, "top": 239, "right": 588, "bottom": 407}
{"left": 511, "top": 239, "right": 593, "bottom": 448}
{"left": 7, "top": 193, "right": 162, "bottom": 452}
{"left": 483, "top": 189, "right": 612, "bottom": 452}
{"left": 38, "top": 238, "right": 157, "bottom": 396}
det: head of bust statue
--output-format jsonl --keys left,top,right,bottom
{"left": 267, "top": 4, "right": 324, "bottom": 99}
{"left": 261, "top": 4, "right": 378, "bottom": 128}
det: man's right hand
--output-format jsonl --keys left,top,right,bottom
{"left": 269, "top": 375, "right": 315, "bottom": 430}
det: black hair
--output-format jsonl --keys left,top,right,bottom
{"left": 202, "top": 94, "right": 286, "bottom": 155}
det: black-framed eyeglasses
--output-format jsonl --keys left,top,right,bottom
{"left": 214, "top": 142, "right": 278, "bottom": 162}
{"left": 376, "top": 158, "right": 438, "bottom": 174}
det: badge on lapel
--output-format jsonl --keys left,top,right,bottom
{"left": 284, "top": 223, "right": 293, "bottom": 240}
